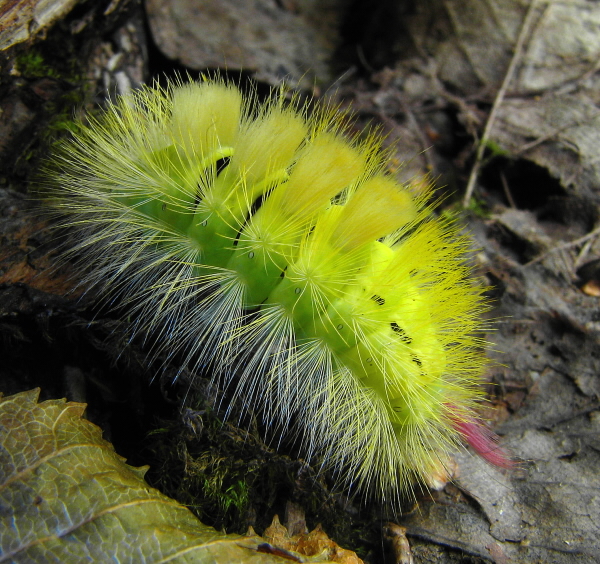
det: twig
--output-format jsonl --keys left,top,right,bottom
{"left": 462, "top": 0, "right": 544, "bottom": 208}
{"left": 499, "top": 171, "right": 517, "bottom": 208}
{"left": 396, "top": 94, "right": 436, "bottom": 172}
{"left": 514, "top": 122, "right": 574, "bottom": 156}
{"left": 525, "top": 224, "right": 600, "bottom": 267}
{"left": 575, "top": 238, "right": 595, "bottom": 270}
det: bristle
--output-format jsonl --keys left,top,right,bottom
{"left": 170, "top": 81, "right": 242, "bottom": 156}
{"left": 278, "top": 133, "right": 366, "bottom": 220}
{"left": 331, "top": 175, "right": 417, "bottom": 250}
{"left": 229, "top": 107, "right": 306, "bottom": 185}
{"left": 43, "top": 76, "right": 503, "bottom": 507}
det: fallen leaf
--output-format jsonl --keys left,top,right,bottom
{"left": 0, "top": 388, "right": 336, "bottom": 563}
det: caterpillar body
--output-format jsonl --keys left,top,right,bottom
{"left": 45, "top": 78, "right": 506, "bottom": 504}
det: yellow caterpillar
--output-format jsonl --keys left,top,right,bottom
{"left": 44, "top": 77, "right": 509, "bottom": 505}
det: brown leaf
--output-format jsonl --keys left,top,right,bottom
{"left": 0, "top": 388, "right": 333, "bottom": 563}
{"left": 263, "top": 514, "right": 363, "bottom": 564}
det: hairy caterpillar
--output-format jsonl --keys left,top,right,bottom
{"left": 44, "top": 77, "right": 509, "bottom": 505}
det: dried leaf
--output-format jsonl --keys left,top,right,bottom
{"left": 263, "top": 515, "right": 363, "bottom": 564}
{"left": 0, "top": 388, "right": 331, "bottom": 563}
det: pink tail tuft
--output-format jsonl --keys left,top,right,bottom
{"left": 451, "top": 414, "right": 513, "bottom": 469}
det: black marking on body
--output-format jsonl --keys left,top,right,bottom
{"left": 214, "top": 156, "right": 231, "bottom": 175}
{"left": 391, "top": 322, "right": 412, "bottom": 343}
{"left": 233, "top": 190, "right": 273, "bottom": 247}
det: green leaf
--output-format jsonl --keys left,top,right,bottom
{"left": 0, "top": 389, "right": 327, "bottom": 563}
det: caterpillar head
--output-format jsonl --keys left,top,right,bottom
{"left": 45, "top": 76, "right": 509, "bottom": 506}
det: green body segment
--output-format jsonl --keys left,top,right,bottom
{"left": 226, "top": 243, "right": 288, "bottom": 306}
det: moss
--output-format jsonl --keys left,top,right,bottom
{"left": 483, "top": 138, "right": 510, "bottom": 159}
{"left": 9, "top": 42, "right": 90, "bottom": 182}
{"left": 203, "top": 476, "right": 250, "bottom": 514}
{"left": 15, "top": 49, "right": 63, "bottom": 79}
{"left": 466, "top": 194, "right": 491, "bottom": 218}
{"left": 440, "top": 194, "right": 491, "bottom": 221}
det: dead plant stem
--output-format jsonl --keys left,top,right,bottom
{"left": 463, "top": 0, "right": 544, "bottom": 208}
